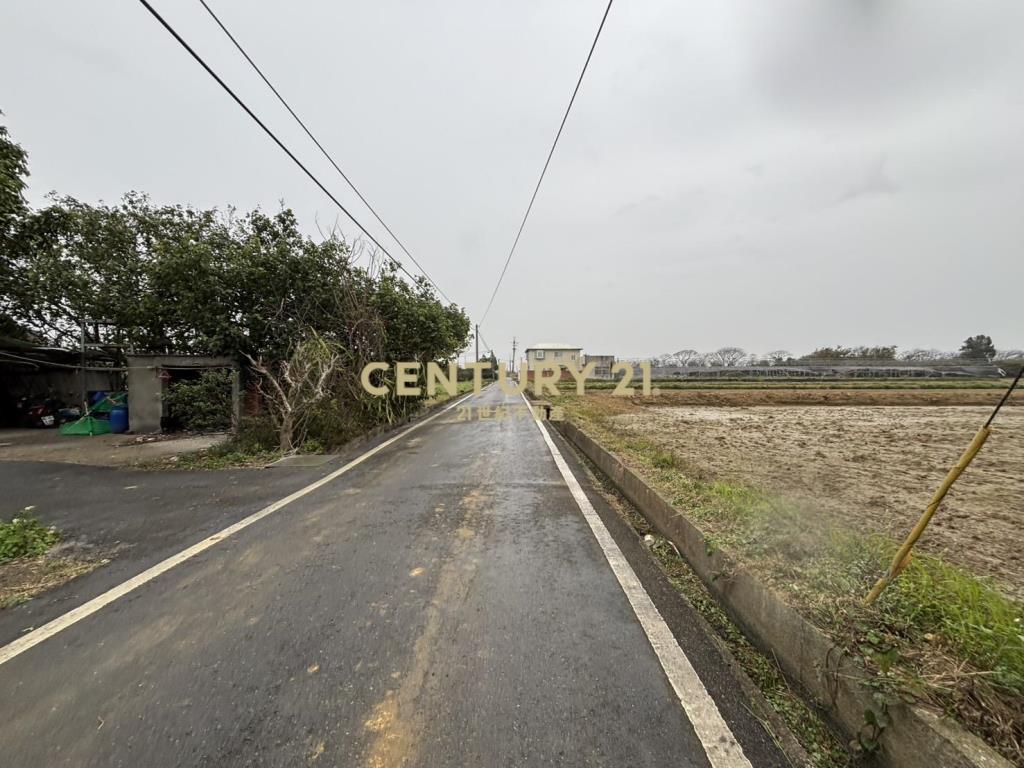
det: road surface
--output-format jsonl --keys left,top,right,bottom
{"left": 0, "top": 386, "right": 787, "bottom": 767}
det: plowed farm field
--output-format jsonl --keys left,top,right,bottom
{"left": 578, "top": 388, "right": 1024, "bottom": 597}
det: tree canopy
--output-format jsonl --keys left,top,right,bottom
{"left": 960, "top": 334, "right": 996, "bottom": 362}
{"left": 0, "top": 119, "right": 28, "bottom": 238}
{"left": 0, "top": 122, "right": 468, "bottom": 368}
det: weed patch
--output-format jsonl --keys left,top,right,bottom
{"left": 0, "top": 510, "right": 59, "bottom": 563}
{"left": 167, "top": 443, "right": 281, "bottom": 470}
{"left": 0, "top": 509, "right": 102, "bottom": 610}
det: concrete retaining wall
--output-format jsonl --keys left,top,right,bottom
{"left": 554, "top": 419, "right": 1010, "bottom": 768}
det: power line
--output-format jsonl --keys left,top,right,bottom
{"left": 135, "top": 0, "right": 441, "bottom": 296}
{"left": 0, "top": 350, "right": 123, "bottom": 372}
{"left": 194, "top": 0, "right": 453, "bottom": 305}
{"left": 478, "top": 0, "right": 615, "bottom": 325}
{"left": 985, "top": 364, "right": 1023, "bottom": 428}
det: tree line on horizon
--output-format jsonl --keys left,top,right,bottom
{"left": 651, "top": 335, "right": 1022, "bottom": 369}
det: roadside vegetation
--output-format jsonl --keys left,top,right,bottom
{"left": 0, "top": 508, "right": 100, "bottom": 609}
{"left": 146, "top": 379, "right": 477, "bottom": 471}
{"left": 572, "top": 452, "right": 852, "bottom": 767}
{"left": 0, "top": 511, "right": 58, "bottom": 563}
{"left": 426, "top": 379, "right": 476, "bottom": 406}
{"left": 552, "top": 393, "right": 1024, "bottom": 764}
{"left": 0, "top": 120, "right": 471, "bottom": 461}
{"left": 164, "top": 370, "right": 234, "bottom": 433}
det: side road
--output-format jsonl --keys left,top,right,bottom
{"left": 0, "top": 422, "right": 425, "bottom": 647}
{"left": 0, "top": 386, "right": 789, "bottom": 767}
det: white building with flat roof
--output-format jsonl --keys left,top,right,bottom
{"left": 523, "top": 343, "right": 582, "bottom": 381}
{"left": 523, "top": 342, "right": 581, "bottom": 365}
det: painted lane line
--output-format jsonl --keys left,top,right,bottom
{"left": 524, "top": 394, "right": 751, "bottom": 768}
{"left": 0, "top": 391, "right": 476, "bottom": 668}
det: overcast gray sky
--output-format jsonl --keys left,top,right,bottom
{"left": 3, "top": 0, "right": 1023, "bottom": 359}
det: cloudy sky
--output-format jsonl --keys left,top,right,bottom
{"left": 3, "top": 0, "right": 1023, "bottom": 359}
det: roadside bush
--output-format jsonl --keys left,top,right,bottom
{"left": 230, "top": 415, "right": 278, "bottom": 453}
{"left": 0, "top": 509, "right": 59, "bottom": 563}
{"left": 164, "top": 370, "right": 233, "bottom": 432}
{"left": 304, "top": 395, "right": 362, "bottom": 451}
{"left": 299, "top": 438, "right": 325, "bottom": 455}
{"left": 162, "top": 415, "right": 280, "bottom": 470}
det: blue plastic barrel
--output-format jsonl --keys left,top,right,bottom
{"left": 109, "top": 405, "right": 129, "bottom": 434}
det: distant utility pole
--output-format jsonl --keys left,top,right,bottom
{"left": 511, "top": 336, "right": 517, "bottom": 374}
{"left": 475, "top": 324, "right": 479, "bottom": 363}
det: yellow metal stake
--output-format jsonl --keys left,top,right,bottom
{"left": 864, "top": 365, "right": 1022, "bottom": 606}
{"left": 864, "top": 426, "right": 990, "bottom": 605}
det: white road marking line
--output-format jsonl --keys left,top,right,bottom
{"left": 0, "top": 391, "right": 476, "bottom": 668}
{"left": 524, "top": 394, "right": 752, "bottom": 768}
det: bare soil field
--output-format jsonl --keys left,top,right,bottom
{"left": 590, "top": 389, "right": 1024, "bottom": 598}
{"left": 640, "top": 387, "right": 1023, "bottom": 407}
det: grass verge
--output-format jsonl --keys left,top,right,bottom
{"left": 138, "top": 441, "right": 281, "bottom": 470}
{"left": 0, "top": 508, "right": 103, "bottom": 609}
{"left": 425, "top": 379, "right": 476, "bottom": 406}
{"left": 0, "top": 555, "right": 101, "bottom": 609}
{"left": 573, "top": 451, "right": 852, "bottom": 767}
{"left": 553, "top": 394, "right": 1024, "bottom": 764}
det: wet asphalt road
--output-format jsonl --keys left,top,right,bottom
{"left": 0, "top": 386, "right": 787, "bottom": 767}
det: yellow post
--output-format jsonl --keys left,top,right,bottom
{"left": 864, "top": 425, "right": 992, "bottom": 605}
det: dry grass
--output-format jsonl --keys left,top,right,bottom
{"left": 0, "top": 555, "right": 102, "bottom": 609}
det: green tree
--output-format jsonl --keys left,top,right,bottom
{"left": 3, "top": 191, "right": 468, "bottom": 359}
{"left": 478, "top": 350, "right": 499, "bottom": 380}
{"left": 0, "top": 117, "right": 31, "bottom": 336}
{"left": 0, "top": 121, "right": 472, "bottom": 446}
{"left": 959, "top": 335, "right": 996, "bottom": 361}
{"left": 0, "top": 117, "right": 28, "bottom": 236}
{"left": 2, "top": 193, "right": 472, "bottom": 363}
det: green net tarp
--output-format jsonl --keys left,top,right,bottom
{"left": 59, "top": 416, "right": 112, "bottom": 436}
{"left": 90, "top": 391, "right": 127, "bottom": 414}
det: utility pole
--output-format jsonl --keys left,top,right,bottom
{"left": 475, "top": 324, "right": 479, "bottom": 364}
{"left": 79, "top": 320, "right": 87, "bottom": 412}
{"left": 511, "top": 336, "right": 517, "bottom": 374}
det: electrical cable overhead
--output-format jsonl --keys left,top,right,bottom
{"left": 136, "top": 0, "right": 449, "bottom": 299}
{"left": 194, "top": 0, "right": 453, "bottom": 305}
{"left": 985, "top": 363, "right": 1023, "bottom": 428}
{"left": 478, "top": 0, "right": 615, "bottom": 325}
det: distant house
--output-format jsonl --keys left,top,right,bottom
{"left": 584, "top": 354, "right": 615, "bottom": 379}
{"left": 523, "top": 343, "right": 582, "bottom": 381}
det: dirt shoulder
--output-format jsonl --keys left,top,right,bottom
{"left": 0, "top": 429, "right": 226, "bottom": 466}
